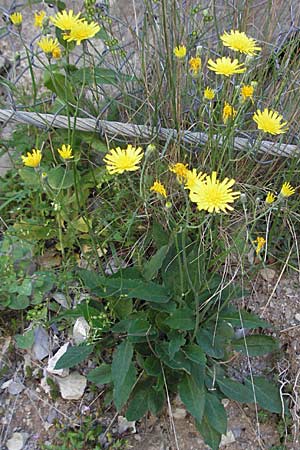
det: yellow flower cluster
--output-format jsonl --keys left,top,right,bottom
{"left": 50, "top": 9, "right": 100, "bottom": 45}
{"left": 38, "top": 37, "right": 61, "bottom": 59}
{"left": 21, "top": 145, "right": 74, "bottom": 168}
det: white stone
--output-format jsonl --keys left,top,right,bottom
{"left": 295, "top": 313, "right": 300, "bottom": 322}
{"left": 172, "top": 407, "right": 187, "bottom": 419}
{"left": 47, "top": 343, "right": 70, "bottom": 377}
{"left": 56, "top": 372, "right": 87, "bottom": 400}
{"left": 220, "top": 430, "right": 236, "bottom": 446}
{"left": 260, "top": 268, "right": 276, "bottom": 282}
{"left": 73, "top": 317, "right": 90, "bottom": 344}
{"left": 1, "top": 379, "right": 25, "bottom": 395}
{"left": 6, "top": 432, "right": 28, "bottom": 450}
{"left": 32, "top": 326, "right": 50, "bottom": 360}
{"left": 117, "top": 415, "right": 136, "bottom": 434}
{"left": 52, "top": 292, "right": 68, "bottom": 308}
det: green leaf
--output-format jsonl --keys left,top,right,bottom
{"left": 217, "top": 377, "right": 255, "bottom": 403}
{"left": 143, "top": 357, "right": 161, "bottom": 376}
{"left": 112, "top": 298, "right": 133, "bottom": 319}
{"left": 126, "top": 380, "right": 153, "bottom": 421}
{"left": 143, "top": 245, "right": 169, "bottom": 281}
{"left": 219, "top": 308, "right": 271, "bottom": 329}
{"left": 168, "top": 332, "right": 186, "bottom": 359}
{"left": 111, "top": 340, "right": 134, "bottom": 408}
{"left": 244, "top": 377, "right": 282, "bottom": 414}
{"left": 47, "top": 166, "right": 75, "bottom": 190}
{"left": 205, "top": 393, "right": 227, "bottom": 434}
{"left": 114, "top": 363, "right": 136, "bottom": 411}
{"left": 148, "top": 387, "right": 165, "bottom": 415}
{"left": 19, "top": 278, "right": 32, "bottom": 296}
{"left": 18, "top": 168, "right": 40, "bottom": 186}
{"left": 196, "top": 321, "right": 233, "bottom": 359}
{"left": 15, "top": 329, "right": 35, "bottom": 349}
{"left": 55, "top": 344, "right": 94, "bottom": 369}
{"left": 155, "top": 343, "right": 191, "bottom": 373}
{"left": 179, "top": 373, "right": 206, "bottom": 422}
{"left": 128, "top": 318, "right": 156, "bottom": 343}
{"left": 9, "top": 294, "right": 30, "bottom": 310}
{"left": 87, "top": 364, "right": 112, "bottom": 385}
{"left": 165, "top": 307, "right": 195, "bottom": 330}
{"left": 183, "top": 344, "right": 206, "bottom": 366}
{"left": 44, "top": 69, "right": 76, "bottom": 104}
{"left": 71, "top": 67, "right": 135, "bottom": 86}
{"left": 232, "top": 335, "right": 279, "bottom": 356}
{"left": 151, "top": 222, "right": 169, "bottom": 247}
{"left": 196, "top": 415, "right": 221, "bottom": 450}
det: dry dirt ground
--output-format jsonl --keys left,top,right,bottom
{"left": 0, "top": 1, "right": 300, "bottom": 449}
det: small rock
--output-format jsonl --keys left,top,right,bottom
{"left": 6, "top": 432, "right": 29, "bottom": 450}
{"left": 232, "top": 426, "right": 242, "bottom": 438}
{"left": 32, "top": 326, "right": 50, "bottom": 360}
{"left": 295, "top": 313, "right": 300, "bottom": 322}
{"left": 73, "top": 317, "right": 90, "bottom": 344}
{"left": 260, "top": 268, "right": 276, "bottom": 282}
{"left": 47, "top": 343, "right": 70, "bottom": 377}
{"left": 1, "top": 379, "right": 25, "bottom": 395}
{"left": 118, "top": 415, "right": 136, "bottom": 434}
{"left": 221, "top": 398, "right": 230, "bottom": 408}
{"left": 220, "top": 430, "right": 236, "bottom": 446}
{"left": 52, "top": 292, "right": 68, "bottom": 308}
{"left": 172, "top": 407, "right": 187, "bottom": 420}
{"left": 56, "top": 371, "right": 87, "bottom": 400}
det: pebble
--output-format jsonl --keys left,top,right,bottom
{"left": 32, "top": 326, "right": 50, "bottom": 360}
{"left": 220, "top": 430, "right": 236, "bottom": 446}
{"left": 47, "top": 343, "right": 70, "bottom": 377}
{"left": 118, "top": 415, "right": 136, "bottom": 434}
{"left": 259, "top": 268, "right": 276, "bottom": 282}
{"left": 295, "top": 313, "right": 300, "bottom": 322}
{"left": 172, "top": 407, "right": 187, "bottom": 419}
{"left": 1, "top": 380, "right": 25, "bottom": 395}
{"left": 6, "top": 432, "right": 29, "bottom": 450}
{"left": 56, "top": 371, "right": 87, "bottom": 400}
{"left": 73, "top": 317, "right": 90, "bottom": 344}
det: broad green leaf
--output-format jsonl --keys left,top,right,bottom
{"left": 9, "top": 294, "right": 30, "bottom": 310}
{"left": 205, "top": 393, "right": 227, "bottom": 434}
{"left": 128, "top": 319, "right": 157, "bottom": 343}
{"left": 143, "top": 357, "right": 161, "bottom": 376}
{"left": 48, "top": 166, "right": 75, "bottom": 190}
{"left": 148, "top": 387, "right": 165, "bottom": 415}
{"left": 18, "top": 168, "right": 40, "bottom": 186}
{"left": 244, "top": 377, "right": 282, "bottom": 414}
{"left": 114, "top": 363, "right": 136, "bottom": 411}
{"left": 216, "top": 377, "right": 254, "bottom": 403}
{"left": 183, "top": 344, "right": 206, "bottom": 366}
{"left": 112, "top": 298, "right": 133, "bottom": 320}
{"left": 71, "top": 67, "right": 134, "bottom": 86}
{"left": 196, "top": 415, "right": 221, "bottom": 450}
{"left": 196, "top": 321, "right": 234, "bottom": 359}
{"left": 155, "top": 343, "right": 191, "bottom": 373}
{"left": 55, "top": 344, "right": 94, "bottom": 369}
{"left": 87, "top": 364, "right": 112, "bottom": 385}
{"left": 151, "top": 222, "right": 169, "bottom": 247}
{"left": 168, "top": 332, "right": 186, "bottom": 359}
{"left": 165, "top": 307, "right": 195, "bottom": 330}
{"left": 232, "top": 335, "right": 278, "bottom": 356}
{"left": 15, "top": 329, "right": 35, "bottom": 349}
{"left": 19, "top": 278, "right": 32, "bottom": 296}
{"left": 219, "top": 308, "right": 271, "bottom": 329}
{"left": 143, "top": 245, "right": 169, "bottom": 281}
{"left": 179, "top": 373, "right": 206, "bottom": 422}
{"left": 44, "top": 69, "right": 76, "bottom": 104}
{"left": 111, "top": 340, "right": 134, "bottom": 398}
{"left": 126, "top": 380, "right": 152, "bottom": 421}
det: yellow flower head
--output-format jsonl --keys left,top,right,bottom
{"left": 280, "top": 182, "right": 295, "bottom": 198}
{"left": 241, "top": 84, "right": 254, "bottom": 102}
{"left": 150, "top": 181, "right": 167, "bottom": 198}
{"left": 34, "top": 10, "right": 46, "bottom": 28}
{"left": 207, "top": 57, "right": 246, "bottom": 77}
{"left": 184, "top": 169, "right": 207, "bottom": 191}
{"left": 189, "top": 56, "right": 201, "bottom": 75}
{"left": 38, "top": 36, "right": 61, "bottom": 58}
{"left": 189, "top": 171, "right": 240, "bottom": 213}
{"left": 254, "top": 236, "right": 266, "bottom": 255}
{"left": 52, "top": 47, "right": 61, "bottom": 59}
{"left": 103, "top": 145, "right": 144, "bottom": 174}
{"left": 253, "top": 108, "right": 288, "bottom": 135}
{"left": 223, "top": 102, "right": 237, "bottom": 123}
{"left": 57, "top": 144, "right": 74, "bottom": 160}
{"left": 63, "top": 20, "right": 100, "bottom": 45}
{"left": 169, "top": 162, "right": 189, "bottom": 182}
{"left": 174, "top": 45, "right": 187, "bottom": 59}
{"left": 221, "top": 30, "right": 261, "bottom": 56}
{"left": 265, "top": 192, "right": 276, "bottom": 204}
{"left": 21, "top": 149, "right": 42, "bottom": 168}
{"left": 10, "top": 12, "right": 22, "bottom": 26}
{"left": 50, "top": 9, "right": 82, "bottom": 31}
{"left": 204, "top": 87, "right": 215, "bottom": 100}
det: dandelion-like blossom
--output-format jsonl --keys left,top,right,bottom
{"left": 254, "top": 236, "right": 266, "bottom": 255}
{"left": 103, "top": 145, "right": 144, "bottom": 174}
{"left": 173, "top": 45, "right": 186, "bottom": 59}
{"left": 241, "top": 84, "right": 254, "bottom": 102}
{"left": 184, "top": 169, "right": 207, "bottom": 191}
{"left": 221, "top": 30, "right": 261, "bottom": 56}
{"left": 189, "top": 171, "right": 240, "bottom": 213}
{"left": 204, "top": 87, "right": 215, "bottom": 100}
{"left": 189, "top": 57, "right": 201, "bottom": 75}
{"left": 207, "top": 57, "right": 246, "bottom": 77}
{"left": 253, "top": 109, "right": 288, "bottom": 135}
{"left": 21, "top": 149, "right": 42, "bottom": 168}
{"left": 280, "top": 182, "right": 295, "bottom": 198}
{"left": 63, "top": 20, "right": 100, "bottom": 45}
{"left": 169, "top": 163, "right": 189, "bottom": 182}
{"left": 34, "top": 11, "right": 46, "bottom": 28}
{"left": 265, "top": 192, "right": 276, "bottom": 204}
{"left": 10, "top": 12, "right": 22, "bottom": 26}
{"left": 50, "top": 10, "right": 82, "bottom": 30}
{"left": 223, "top": 102, "right": 237, "bottom": 123}
{"left": 150, "top": 181, "right": 167, "bottom": 198}
{"left": 38, "top": 37, "right": 61, "bottom": 58}
{"left": 57, "top": 144, "right": 74, "bottom": 160}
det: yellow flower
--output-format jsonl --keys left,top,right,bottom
{"left": 221, "top": 30, "right": 261, "bottom": 55}
{"left": 254, "top": 237, "right": 266, "bottom": 255}
{"left": 10, "top": 12, "right": 22, "bottom": 26}
{"left": 174, "top": 45, "right": 187, "bottom": 59}
{"left": 204, "top": 87, "right": 215, "bottom": 100}
{"left": 241, "top": 84, "right": 254, "bottom": 102}
{"left": 207, "top": 57, "right": 246, "bottom": 77}
{"left": 103, "top": 145, "right": 144, "bottom": 174}
{"left": 265, "top": 192, "right": 276, "bottom": 204}
{"left": 52, "top": 47, "right": 61, "bottom": 59}
{"left": 189, "top": 171, "right": 240, "bottom": 213}
{"left": 184, "top": 169, "right": 207, "bottom": 191}
{"left": 50, "top": 10, "right": 82, "bottom": 31}
{"left": 63, "top": 20, "right": 100, "bottom": 45}
{"left": 21, "top": 149, "right": 42, "bottom": 168}
{"left": 150, "top": 181, "right": 167, "bottom": 198}
{"left": 169, "top": 162, "right": 189, "bottom": 182}
{"left": 223, "top": 102, "right": 237, "bottom": 123}
{"left": 38, "top": 37, "right": 61, "bottom": 58}
{"left": 57, "top": 144, "right": 74, "bottom": 160}
{"left": 253, "top": 108, "right": 288, "bottom": 135}
{"left": 280, "top": 182, "right": 295, "bottom": 198}
{"left": 189, "top": 56, "right": 201, "bottom": 75}
{"left": 34, "top": 11, "right": 46, "bottom": 28}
